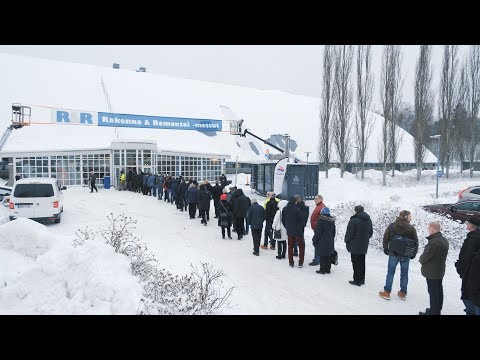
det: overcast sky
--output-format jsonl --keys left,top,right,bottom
{"left": 0, "top": 45, "right": 470, "bottom": 111}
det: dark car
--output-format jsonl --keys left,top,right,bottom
{"left": 422, "top": 200, "right": 480, "bottom": 222}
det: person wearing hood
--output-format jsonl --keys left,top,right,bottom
{"left": 282, "top": 195, "right": 309, "bottom": 268}
{"left": 212, "top": 180, "right": 223, "bottom": 218}
{"left": 345, "top": 205, "right": 373, "bottom": 286}
{"left": 272, "top": 200, "right": 288, "bottom": 259}
{"left": 379, "top": 210, "right": 418, "bottom": 300}
{"left": 232, "top": 188, "right": 251, "bottom": 240}
{"left": 312, "top": 207, "right": 336, "bottom": 274}
{"left": 455, "top": 216, "right": 480, "bottom": 315}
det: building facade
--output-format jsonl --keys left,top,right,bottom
{"left": 1, "top": 140, "right": 229, "bottom": 188}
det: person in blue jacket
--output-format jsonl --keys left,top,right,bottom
{"left": 186, "top": 183, "right": 198, "bottom": 219}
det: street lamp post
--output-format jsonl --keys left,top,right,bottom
{"left": 305, "top": 151, "right": 311, "bottom": 163}
{"left": 430, "top": 135, "right": 441, "bottom": 199}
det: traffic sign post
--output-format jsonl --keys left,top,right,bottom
{"left": 436, "top": 170, "right": 443, "bottom": 178}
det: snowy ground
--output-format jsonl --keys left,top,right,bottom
{"left": 1, "top": 169, "right": 478, "bottom": 314}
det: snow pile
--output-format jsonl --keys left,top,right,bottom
{"left": 0, "top": 218, "right": 143, "bottom": 314}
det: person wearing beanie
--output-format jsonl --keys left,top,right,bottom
{"left": 455, "top": 216, "right": 480, "bottom": 315}
{"left": 312, "top": 207, "right": 336, "bottom": 274}
{"left": 345, "top": 205, "right": 373, "bottom": 286}
{"left": 379, "top": 210, "right": 418, "bottom": 300}
{"left": 218, "top": 193, "right": 233, "bottom": 239}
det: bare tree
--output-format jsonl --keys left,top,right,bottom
{"left": 413, "top": 45, "right": 434, "bottom": 181}
{"left": 319, "top": 45, "right": 335, "bottom": 178}
{"left": 467, "top": 45, "right": 480, "bottom": 178}
{"left": 380, "top": 45, "right": 403, "bottom": 185}
{"left": 355, "top": 45, "right": 374, "bottom": 180}
{"left": 453, "top": 61, "right": 469, "bottom": 172}
{"left": 333, "top": 45, "right": 354, "bottom": 178}
{"left": 439, "top": 45, "right": 459, "bottom": 178}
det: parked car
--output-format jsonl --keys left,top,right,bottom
{"left": 9, "top": 178, "right": 66, "bottom": 223}
{"left": 458, "top": 185, "right": 480, "bottom": 201}
{"left": 422, "top": 200, "right": 480, "bottom": 223}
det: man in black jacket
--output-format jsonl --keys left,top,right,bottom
{"left": 231, "top": 188, "right": 250, "bottom": 240}
{"left": 212, "top": 181, "right": 223, "bottom": 218}
{"left": 262, "top": 192, "right": 278, "bottom": 250}
{"left": 344, "top": 205, "right": 373, "bottom": 286}
{"left": 220, "top": 174, "right": 227, "bottom": 188}
{"left": 455, "top": 217, "right": 480, "bottom": 315}
{"left": 282, "top": 195, "right": 309, "bottom": 268}
{"left": 379, "top": 210, "right": 418, "bottom": 301}
{"left": 418, "top": 221, "right": 449, "bottom": 315}
{"left": 247, "top": 199, "right": 266, "bottom": 256}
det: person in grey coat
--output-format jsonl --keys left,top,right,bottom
{"left": 344, "top": 205, "right": 373, "bottom": 286}
{"left": 312, "top": 207, "right": 336, "bottom": 275}
{"left": 418, "top": 221, "right": 449, "bottom": 315}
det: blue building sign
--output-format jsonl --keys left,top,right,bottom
{"left": 52, "top": 109, "right": 222, "bottom": 132}
{"left": 97, "top": 112, "right": 222, "bottom": 131}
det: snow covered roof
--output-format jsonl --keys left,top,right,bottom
{"left": 0, "top": 52, "right": 436, "bottom": 163}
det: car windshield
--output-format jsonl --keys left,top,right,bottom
{"left": 13, "top": 184, "right": 54, "bottom": 198}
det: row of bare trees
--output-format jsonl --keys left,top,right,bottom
{"left": 319, "top": 45, "right": 480, "bottom": 183}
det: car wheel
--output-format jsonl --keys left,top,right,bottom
{"left": 54, "top": 215, "right": 61, "bottom": 224}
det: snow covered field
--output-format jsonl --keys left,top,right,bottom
{"left": 0, "top": 169, "right": 478, "bottom": 314}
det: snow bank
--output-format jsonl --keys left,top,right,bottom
{"left": 0, "top": 218, "right": 143, "bottom": 314}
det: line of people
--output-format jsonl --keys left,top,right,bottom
{"left": 122, "top": 174, "right": 480, "bottom": 316}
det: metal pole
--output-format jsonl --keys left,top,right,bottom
{"left": 436, "top": 137, "right": 440, "bottom": 199}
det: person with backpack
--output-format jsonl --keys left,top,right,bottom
{"left": 379, "top": 210, "right": 419, "bottom": 301}
{"left": 282, "top": 195, "right": 309, "bottom": 268}
{"left": 218, "top": 193, "right": 233, "bottom": 239}
{"left": 272, "top": 200, "right": 288, "bottom": 259}
{"left": 344, "top": 205, "right": 373, "bottom": 286}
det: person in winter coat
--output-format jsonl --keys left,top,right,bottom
{"left": 120, "top": 171, "right": 126, "bottom": 191}
{"left": 244, "top": 196, "right": 252, "bottom": 236}
{"left": 137, "top": 171, "right": 143, "bottom": 193}
{"left": 247, "top": 199, "right": 266, "bottom": 256}
{"left": 148, "top": 174, "right": 156, "bottom": 196}
{"left": 212, "top": 181, "right": 223, "bottom": 218}
{"left": 169, "top": 177, "right": 178, "bottom": 204}
{"left": 126, "top": 169, "right": 133, "bottom": 191}
{"left": 379, "top": 210, "right": 419, "bottom": 300}
{"left": 455, "top": 217, "right": 480, "bottom": 315}
{"left": 308, "top": 195, "right": 326, "bottom": 266}
{"left": 218, "top": 193, "right": 233, "bottom": 239}
{"left": 220, "top": 173, "right": 227, "bottom": 188}
{"left": 272, "top": 200, "right": 288, "bottom": 259}
{"left": 282, "top": 195, "right": 309, "bottom": 268}
{"left": 165, "top": 175, "right": 173, "bottom": 202}
{"left": 263, "top": 192, "right": 272, "bottom": 208}
{"left": 156, "top": 174, "right": 164, "bottom": 200}
{"left": 204, "top": 181, "right": 213, "bottom": 221}
{"left": 197, "top": 184, "right": 211, "bottom": 225}
{"left": 231, "top": 188, "right": 250, "bottom": 239}
{"left": 142, "top": 174, "right": 149, "bottom": 195}
{"left": 312, "top": 207, "right": 336, "bottom": 275}
{"left": 186, "top": 183, "right": 198, "bottom": 219}
{"left": 177, "top": 178, "right": 188, "bottom": 211}
{"left": 262, "top": 192, "right": 279, "bottom": 250}
{"left": 418, "top": 221, "right": 449, "bottom": 315}
{"left": 89, "top": 171, "right": 98, "bottom": 193}
{"left": 344, "top": 205, "right": 373, "bottom": 286}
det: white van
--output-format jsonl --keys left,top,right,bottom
{"left": 9, "top": 178, "right": 65, "bottom": 223}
